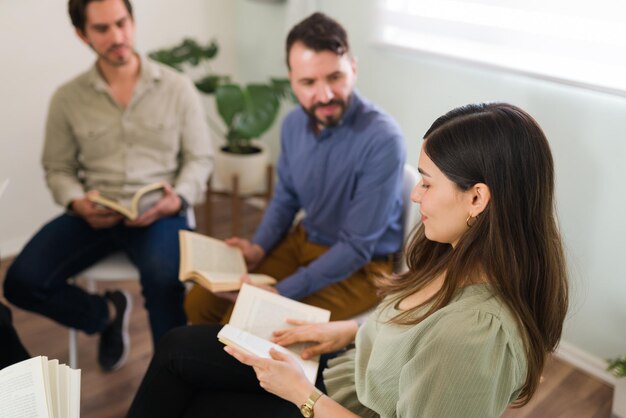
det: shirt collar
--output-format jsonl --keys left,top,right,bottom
{"left": 86, "top": 54, "right": 162, "bottom": 93}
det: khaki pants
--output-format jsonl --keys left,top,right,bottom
{"left": 184, "top": 226, "right": 393, "bottom": 324}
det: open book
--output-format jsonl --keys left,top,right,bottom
{"left": 0, "top": 356, "right": 81, "bottom": 418}
{"left": 218, "top": 284, "right": 331, "bottom": 383}
{"left": 87, "top": 182, "right": 165, "bottom": 220}
{"left": 178, "top": 230, "right": 276, "bottom": 293}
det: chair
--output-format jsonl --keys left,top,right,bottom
{"left": 396, "top": 163, "right": 421, "bottom": 273}
{"left": 351, "top": 164, "right": 420, "bottom": 324}
{"left": 67, "top": 208, "right": 196, "bottom": 369}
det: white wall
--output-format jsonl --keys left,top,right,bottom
{"left": 232, "top": 0, "right": 626, "bottom": 370}
{"left": 0, "top": 0, "right": 236, "bottom": 255}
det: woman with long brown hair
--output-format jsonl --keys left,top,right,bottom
{"left": 127, "top": 103, "right": 569, "bottom": 418}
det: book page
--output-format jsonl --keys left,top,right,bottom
{"left": 218, "top": 324, "right": 293, "bottom": 359}
{"left": 181, "top": 231, "right": 246, "bottom": 275}
{"left": 88, "top": 195, "right": 133, "bottom": 219}
{"left": 47, "top": 360, "right": 60, "bottom": 418}
{"left": 0, "top": 356, "right": 51, "bottom": 418}
{"left": 133, "top": 185, "right": 164, "bottom": 217}
{"left": 218, "top": 325, "right": 320, "bottom": 384}
{"left": 231, "top": 284, "right": 330, "bottom": 340}
{"left": 229, "top": 284, "right": 331, "bottom": 373}
{"left": 57, "top": 366, "right": 69, "bottom": 418}
{"left": 68, "top": 368, "right": 81, "bottom": 418}
{"left": 40, "top": 356, "right": 53, "bottom": 418}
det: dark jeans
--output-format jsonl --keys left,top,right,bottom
{"left": 127, "top": 325, "right": 324, "bottom": 418}
{"left": 3, "top": 213, "right": 188, "bottom": 346}
{"left": 0, "top": 301, "right": 30, "bottom": 370}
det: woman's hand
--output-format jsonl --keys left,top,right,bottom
{"left": 224, "top": 345, "right": 314, "bottom": 406}
{"left": 272, "top": 320, "right": 359, "bottom": 360}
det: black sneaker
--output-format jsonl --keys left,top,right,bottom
{"left": 98, "top": 290, "right": 132, "bottom": 372}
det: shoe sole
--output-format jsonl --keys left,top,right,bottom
{"left": 107, "top": 290, "right": 132, "bottom": 372}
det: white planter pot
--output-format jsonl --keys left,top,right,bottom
{"left": 213, "top": 141, "right": 270, "bottom": 195}
{"left": 614, "top": 379, "right": 626, "bottom": 418}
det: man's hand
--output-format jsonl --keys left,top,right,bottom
{"left": 225, "top": 237, "right": 265, "bottom": 271}
{"left": 271, "top": 320, "right": 359, "bottom": 360}
{"left": 70, "top": 192, "right": 124, "bottom": 229}
{"left": 125, "top": 182, "right": 182, "bottom": 228}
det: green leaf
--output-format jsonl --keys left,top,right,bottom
{"left": 230, "top": 84, "right": 279, "bottom": 140}
{"left": 148, "top": 38, "right": 219, "bottom": 69}
{"left": 270, "top": 78, "right": 295, "bottom": 102}
{"left": 607, "top": 356, "right": 626, "bottom": 377}
{"left": 216, "top": 84, "right": 245, "bottom": 127}
{"left": 149, "top": 38, "right": 291, "bottom": 152}
{"left": 195, "top": 75, "right": 229, "bottom": 94}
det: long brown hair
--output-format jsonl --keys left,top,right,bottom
{"left": 379, "top": 103, "right": 569, "bottom": 406}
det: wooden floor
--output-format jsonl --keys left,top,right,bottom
{"left": 0, "top": 195, "right": 613, "bottom": 418}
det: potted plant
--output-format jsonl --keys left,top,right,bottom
{"left": 149, "top": 39, "right": 293, "bottom": 194}
{"left": 607, "top": 355, "right": 626, "bottom": 417}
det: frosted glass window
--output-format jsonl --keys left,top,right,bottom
{"left": 377, "top": 0, "right": 626, "bottom": 96}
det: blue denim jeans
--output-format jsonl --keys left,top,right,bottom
{"left": 3, "top": 212, "right": 189, "bottom": 346}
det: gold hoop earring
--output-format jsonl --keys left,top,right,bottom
{"left": 466, "top": 214, "right": 477, "bottom": 228}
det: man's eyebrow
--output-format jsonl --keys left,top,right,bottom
{"left": 90, "top": 23, "right": 109, "bottom": 30}
{"left": 418, "top": 167, "right": 431, "bottom": 177}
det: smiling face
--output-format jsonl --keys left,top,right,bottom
{"left": 288, "top": 41, "right": 357, "bottom": 130}
{"left": 411, "top": 144, "right": 477, "bottom": 247}
{"left": 77, "top": 0, "right": 135, "bottom": 67}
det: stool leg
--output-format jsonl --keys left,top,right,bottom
{"left": 205, "top": 178, "right": 213, "bottom": 235}
{"left": 67, "top": 277, "right": 97, "bottom": 369}
{"left": 232, "top": 174, "right": 240, "bottom": 236}
{"left": 266, "top": 164, "right": 274, "bottom": 203}
{"left": 86, "top": 278, "right": 97, "bottom": 294}
{"left": 69, "top": 328, "right": 78, "bottom": 369}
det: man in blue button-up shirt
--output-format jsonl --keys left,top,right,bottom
{"left": 185, "top": 12, "right": 406, "bottom": 323}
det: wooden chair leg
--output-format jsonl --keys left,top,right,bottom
{"left": 265, "top": 164, "right": 274, "bottom": 204}
{"left": 232, "top": 174, "right": 240, "bottom": 237}
{"left": 205, "top": 179, "right": 213, "bottom": 236}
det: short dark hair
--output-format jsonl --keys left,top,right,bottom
{"left": 68, "top": 0, "right": 133, "bottom": 33}
{"left": 285, "top": 12, "right": 350, "bottom": 68}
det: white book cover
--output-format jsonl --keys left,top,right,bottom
{"left": 218, "top": 284, "right": 330, "bottom": 383}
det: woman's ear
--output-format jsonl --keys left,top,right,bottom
{"left": 469, "top": 183, "right": 491, "bottom": 217}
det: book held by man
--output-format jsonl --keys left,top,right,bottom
{"left": 218, "top": 284, "right": 331, "bottom": 383}
{"left": 178, "top": 230, "right": 276, "bottom": 293}
{"left": 87, "top": 182, "right": 165, "bottom": 220}
{"left": 0, "top": 356, "right": 81, "bottom": 418}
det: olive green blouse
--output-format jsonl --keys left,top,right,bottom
{"left": 323, "top": 284, "right": 527, "bottom": 418}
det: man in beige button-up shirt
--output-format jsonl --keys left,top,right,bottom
{"left": 4, "top": 0, "right": 212, "bottom": 372}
